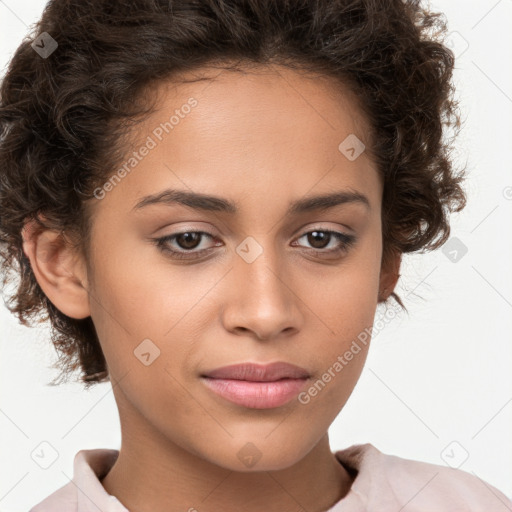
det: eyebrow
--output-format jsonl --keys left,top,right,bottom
{"left": 132, "top": 188, "right": 371, "bottom": 215}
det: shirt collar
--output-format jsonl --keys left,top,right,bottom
{"left": 73, "top": 449, "right": 128, "bottom": 512}
{"left": 329, "top": 443, "right": 400, "bottom": 511}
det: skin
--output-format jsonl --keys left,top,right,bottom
{"left": 22, "top": 64, "right": 401, "bottom": 512}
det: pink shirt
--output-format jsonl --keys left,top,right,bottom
{"left": 29, "top": 443, "right": 512, "bottom": 511}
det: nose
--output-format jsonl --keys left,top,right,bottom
{"left": 221, "top": 240, "right": 304, "bottom": 341}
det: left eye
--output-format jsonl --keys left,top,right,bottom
{"left": 154, "top": 229, "right": 356, "bottom": 260}
{"left": 293, "top": 230, "right": 356, "bottom": 253}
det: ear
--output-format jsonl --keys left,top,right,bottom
{"left": 21, "top": 218, "right": 91, "bottom": 319}
{"left": 378, "top": 248, "right": 402, "bottom": 303}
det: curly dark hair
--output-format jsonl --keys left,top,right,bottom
{"left": 0, "top": 0, "right": 466, "bottom": 388}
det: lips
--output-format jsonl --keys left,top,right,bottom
{"left": 201, "top": 362, "right": 310, "bottom": 381}
{"left": 200, "top": 362, "right": 310, "bottom": 409}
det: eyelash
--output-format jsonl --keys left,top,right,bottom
{"left": 152, "top": 228, "right": 357, "bottom": 261}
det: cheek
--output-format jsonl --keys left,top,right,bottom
{"left": 308, "top": 238, "right": 381, "bottom": 339}
{"left": 86, "top": 230, "right": 223, "bottom": 389}
{"left": 301, "top": 236, "right": 380, "bottom": 392}
{"left": 88, "top": 252, "right": 208, "bottom": 437}
{"left": 297, "top": 271, "right": 376, "bottom": 421}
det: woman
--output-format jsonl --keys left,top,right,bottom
{"left": 1, "top": 0, "right": 510, "bottom": 510}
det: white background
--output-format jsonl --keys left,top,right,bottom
{"left": 1, "top": 0, "right": 511, "bottom": 510}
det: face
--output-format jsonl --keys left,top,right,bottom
{"left": 33, "top": 64, "right": 399, "bottom": 472}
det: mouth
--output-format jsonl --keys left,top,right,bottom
{"left": 200, "top": 362, "right": 310, "bottom": 409}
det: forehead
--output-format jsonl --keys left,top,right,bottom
{"left": 150, "top": 63, "right": 371, "bottom": 154}
{"left": 92, "top": 63, "right": 381, "bottom": 220}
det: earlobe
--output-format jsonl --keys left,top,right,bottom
{"left": 21, "top": 218, "right": 91, "bottom": 319}
{"left": 378, "top": 249, "right": 402, "bottom": 303}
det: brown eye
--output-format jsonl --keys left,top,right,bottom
{"left": 294, "top": 229, "right": 356, "bottom": 256}
{"left": 306, "top": 230, "right": 331, "bottom": 249}
{"left": 174, "top": 232, "right": 203, "bottom": 250}
{"left": 154, "top": 231, "right": 219, "bottom": 260}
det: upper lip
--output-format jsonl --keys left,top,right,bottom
{"left": 201, "top": 362, "right": 310, "bottom": 381}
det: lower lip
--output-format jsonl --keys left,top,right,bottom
{"left": 201, "top": 377, "right": 308, "bottom": 409}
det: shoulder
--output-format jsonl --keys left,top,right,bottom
{"left": 334, "top": 443, "right": 512, "bottom": 511}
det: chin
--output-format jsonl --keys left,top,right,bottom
{"left": 198, "top": 435, "right": 313, "bottom": 473}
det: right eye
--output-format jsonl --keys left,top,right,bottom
{"left": 153, "top": 231, "right": 220, "bottom": 260}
